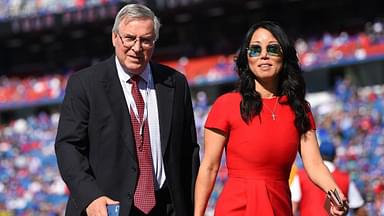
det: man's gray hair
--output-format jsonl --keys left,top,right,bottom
{"left": 112, "top": 4, "right": 161, "bottom": 41}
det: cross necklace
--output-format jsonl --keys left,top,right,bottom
{"left": 263, "top": 97, "right": 279, "bottom": 120}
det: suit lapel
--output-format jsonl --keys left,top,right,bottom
{"left": 100, "top": 57, "right": 137, "bottom": 161}
{"left": 151, "top": 63, "right": 174, "bottom": 155}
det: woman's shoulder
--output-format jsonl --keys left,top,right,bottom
{"left": 206, "top": 92, "right": 240, "bottom": 127}
{"left": 214, "top": 91, "right": 241, "bottom": 103}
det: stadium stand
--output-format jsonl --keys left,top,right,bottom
{"left": 1, "top": 0, "right": 384, "bottom": 215}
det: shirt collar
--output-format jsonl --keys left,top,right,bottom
{"left": 115, "top": 56, "right": 151, "bottom": 83}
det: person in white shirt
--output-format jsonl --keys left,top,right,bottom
{"left": 290, "top": 141, "right": 365, "bottom": 215}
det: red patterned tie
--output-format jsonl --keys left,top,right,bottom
{"left": 129, "top": 75, "right": 156, "bottom": 214}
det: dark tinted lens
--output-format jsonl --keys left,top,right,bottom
{"left": 267, "top": 44, "right": 282, "bottom": 56}
{"left": 248, "top": 45, "right": 262, "bottom": 57}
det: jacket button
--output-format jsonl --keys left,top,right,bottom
{"left": 127, "top": 193, "right": 132, "bottom": 199}
{"left": 131, "top": 166, "right": 137, "bottom": 172}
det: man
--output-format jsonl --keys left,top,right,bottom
{"left": 55, "top": 4, "right": 200, "bottom": 216}
{"left": 290, "top": 141, "right": 365, "bottom": 216}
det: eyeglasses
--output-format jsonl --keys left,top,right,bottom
{"left": 116, "top": 32, "right": 156, "bottom": 49}
{"left": 247, "top": 44, "right": 282, "bottom": 57}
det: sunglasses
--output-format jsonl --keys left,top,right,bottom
{"left": 247, "top": 44, "right": 282, "bottom": 57}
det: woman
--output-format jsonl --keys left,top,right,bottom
{"left": 194, "top": 21, "right": 349, "bottom": 216}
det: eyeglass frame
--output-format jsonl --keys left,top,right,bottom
{"left": 246, "top": 44, "right": 283, "bottom": 57}
{"left": 116, "top": 32, "right": 156, "bottom": 49}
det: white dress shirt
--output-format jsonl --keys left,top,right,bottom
{"left": 115, "top": 57, "right": 166, "bottom": 190}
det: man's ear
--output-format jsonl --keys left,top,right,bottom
{"left": 112, "top": 32, "right": 117, "bottom": 47}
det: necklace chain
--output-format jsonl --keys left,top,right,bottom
{"left": 263, "top": 97, "right": 278, "bottom": 120}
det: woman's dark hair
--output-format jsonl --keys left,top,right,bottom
{"left": 235, "top": 20, "right": 311, "bottom": 135}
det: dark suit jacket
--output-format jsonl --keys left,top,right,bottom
{"left": 55, "top": 56, "right": 200, "bottom": 216}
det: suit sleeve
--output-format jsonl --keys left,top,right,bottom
{"left": 182, "top": 76, "right": 200, "bottom": 202}
{"left": 55, "top": 74, "right": 104, "bottom": 211}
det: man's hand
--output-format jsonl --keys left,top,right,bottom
{"left": 86, "top": 196, "right": 119, "bottom": 216}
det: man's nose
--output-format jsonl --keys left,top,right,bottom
{"left": 131, "top": 39, "right": 142, "bottom": 51}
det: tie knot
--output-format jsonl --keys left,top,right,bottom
{"left": 129, "top": 75, "right": 141, "bottom": 84}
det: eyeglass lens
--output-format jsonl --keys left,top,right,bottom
{"left": 247, "top": 44, "right": 282, "bottom": 57}
{"left": 119, "top": 33, "right": 154, "bottom": 48}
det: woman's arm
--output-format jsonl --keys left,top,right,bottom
{"left": 300, "top": 130, "right": 348, "bottom": 215}
{"left": 300, "top": 130, "right": 337, "bottom": 192}
{"left": 194, "top": 128, "right": 226, "bottom": 216}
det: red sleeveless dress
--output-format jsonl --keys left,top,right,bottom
{"left": 205, "top": 93, "right": 316, "bottom": 216}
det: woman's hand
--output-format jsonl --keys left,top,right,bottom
{"left": 329, "top": 201, "right": 349, "bottom": 216}
{"left": 328, "top": 189, "right": 349, "bottom": 216}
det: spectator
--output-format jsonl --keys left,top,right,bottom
{"left": 291, "top": 140, "right": 366, "bottom": 215}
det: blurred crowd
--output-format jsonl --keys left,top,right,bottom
{"left": 313, "top": 78, "right": 384, "bottom": 215}
{"left": 1, "top": 21, "right": 384, "bottom": 215}
{"left": 0, "top": 0, "right": 118, "bottom": 20}
{"left": 1, "top": 19, "right": 384, "bottom": 109}
{"left": 296, "top": 19, "right": 384, "bottom": 70}
{"left": 0, "top": 112, "right": 67, "bottom": 215}
{"left": 1, "top": 77, "right": 384, "bottom": 215}
{"left": 0, "top": 74, "right": 68, "bottom": 110}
